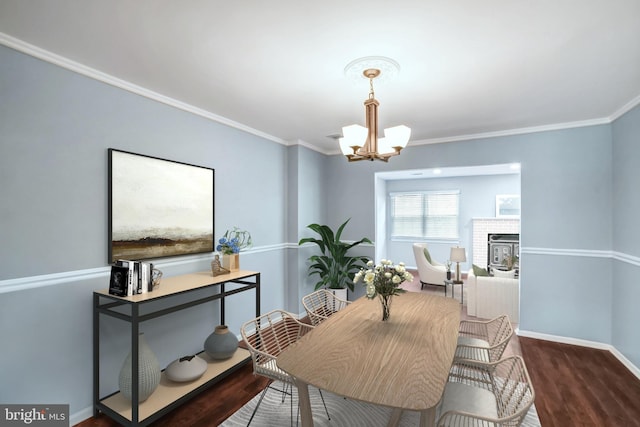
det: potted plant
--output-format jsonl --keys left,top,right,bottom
{"left": 502, "top": 254, "right": 519, "bottom": 271}
{"left": 299, "top": 219, "right": 372, "bottom": 299}
{"left": 216, "top": 227, "right": 252, "bottom": 272}
{"left": 445, "top": 260, "right": 452, "bottom": 280}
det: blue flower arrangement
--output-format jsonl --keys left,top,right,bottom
{"left": 217, "top": 227, "right": 252, "bottom": 255}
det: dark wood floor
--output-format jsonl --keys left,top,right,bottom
{"left": 519, "top": 337, "right": 640, "bottom": 427}
{"left": 78, "top": 335, "right": 640, "bottom": 427}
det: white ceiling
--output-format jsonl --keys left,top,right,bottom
{"left": 1, "top": 1, "right": 639, "bottom": 155}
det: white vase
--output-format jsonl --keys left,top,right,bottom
{"left": 118, "top": 333, "right": 161, "bottom": 402}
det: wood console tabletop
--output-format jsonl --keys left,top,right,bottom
{"left": 277, "top": 292, "right": 460, "bottom": 427}
{"left": 95, "top": 270, "right": 259, "bottom": 303}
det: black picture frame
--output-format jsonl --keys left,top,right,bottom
{"left": 108, "top": 149, "right": 214, "bottom": 263}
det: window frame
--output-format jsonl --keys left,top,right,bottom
{"left": 389, "top": 190, "right": 461, "bottom": 241}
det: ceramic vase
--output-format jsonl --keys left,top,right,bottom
{"left": 118, "top": 332, "right": 161, "bottom": 402}
{"left": 165, "top": 355, "right": 207, "bottom": 383}
{"left": 204, "top": 325, "right": 239, "bottom": 360}
{"left": 222, "top": 253, "right": 240, "bottom": 272}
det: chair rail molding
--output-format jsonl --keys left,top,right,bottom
{"left": 520, "top": 247, "right": 612, "bottom": 258}
{"left": 0, "top": 244, "right": 286, "bottom": 294}
{"left": 521, "top": 247, "right": 640, "bottom": 267}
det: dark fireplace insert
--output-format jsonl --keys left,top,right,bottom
{"left": 487, "top": 233, "right": 519, "bottom": 274}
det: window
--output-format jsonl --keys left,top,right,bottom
{"left": 390, "top": 191, "right": 460, "bottom": 239}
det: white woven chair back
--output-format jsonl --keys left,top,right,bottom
{"left": 302, "top": 289, "right": 350, "bottom": 326}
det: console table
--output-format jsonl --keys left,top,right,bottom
{"left": 93, "top": 270, "right": 260, "bottom": 426}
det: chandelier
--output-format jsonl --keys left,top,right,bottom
{"left": 339, "top": 58, "right": 411, "bottom": 162}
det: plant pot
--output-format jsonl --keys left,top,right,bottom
{"left": 328, "top": 288, "right": 348, "bottom": 312}
{"left": 329, "top": 288, "right": 348, "bottom": 301}
{"left": 446, "top": 271, "right": 452, "bottom": 280}
{"left": 222, "top": 254, "right": 239, "bottom": 272}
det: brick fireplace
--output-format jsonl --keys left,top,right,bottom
{"left": 471, "top": 218, "right": 520, "bottom": 268}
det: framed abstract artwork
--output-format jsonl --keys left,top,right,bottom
{"left": 108, "top": 149, "right": 214, "bottom": 263}
{"left": 495, "top": 194, "right": 521, "bottom": 218}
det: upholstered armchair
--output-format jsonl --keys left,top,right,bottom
{"left": 412, "top": 243, "right": 448, "bottom": 290}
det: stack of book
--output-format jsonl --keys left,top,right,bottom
{"left": 108, "top": 260, "right": 155, "bottom": 297}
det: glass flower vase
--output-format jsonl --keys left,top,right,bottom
{"left": 379, "top": 294, "right": 393, "bottom": 321}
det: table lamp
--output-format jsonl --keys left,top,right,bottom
{"left": 450, "top": 247, "right": 466, "bottom": 283}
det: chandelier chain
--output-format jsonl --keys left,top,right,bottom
{"left": 369, "top": 76, "right": 376, "bottom": 100}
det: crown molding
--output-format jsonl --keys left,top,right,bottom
{"left": 0, "top": 32, "right": 286, "bottom": 146}
{"left": 2, "top": 32, "right": 638, "bottom": 157}
{"left": 289, "top": 139, "right": 331, "bottom": 155}
{"left": 609, "top": 93, "right": 640, "bottom": 121}
{"left": 324, "top": 117, "right": 614, "bottom": 156}
{"left": 408, "top": 118, "right": 612, "bottom": 147}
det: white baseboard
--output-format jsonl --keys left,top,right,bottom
{"left": 518, "top": 329, "right": 640, "bottom": 380}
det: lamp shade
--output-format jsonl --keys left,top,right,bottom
{"left": 384, "top": 125, "right": 411, "bottom": 149}
{"left": 378, "top": 125, "right": 411, "bottom": 154}
{"left": 339, "top": 124, "right": 368, "bottom": 155}
{"left": 450, "top": 247, "right": 466, "bottom": 263}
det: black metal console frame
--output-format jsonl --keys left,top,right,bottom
{"left": 92, "top": 271, "right": 260, "bottom": 426}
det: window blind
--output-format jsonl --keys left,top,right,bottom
{"left": 390, "top": 191, "right": 460, "bottom": 239}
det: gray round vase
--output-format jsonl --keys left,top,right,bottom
{"left": 204, "top": 325, "right": 239, "bottom": 360}
{"left": 118, "top": 332, "right": 161, "bottom": 402}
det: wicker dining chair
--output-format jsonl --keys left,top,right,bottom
{"left": 455, "top": 314, "right": 514, "bottom": 363}
{"left": 437, "top": 355, "right": 535, "bottom": 427}
{"left": 240, "top": 309, "right": 330, "bottom": 426}
{"left": 302, "top": 289, "right": 351, "bottom": 326}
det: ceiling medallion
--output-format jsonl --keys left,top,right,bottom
{"left": 344, "top": 56, "right": 400, "bottom": 84}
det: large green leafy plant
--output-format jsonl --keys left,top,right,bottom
{"left": 299, "top": 219, "right": 372, "bottom": 291}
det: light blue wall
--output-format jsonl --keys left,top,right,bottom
{"left": 611, "top": 104, "right": 640, "bottom": 368}
{"left": 1, "top": 41, "right": 639, "bottom": 423}
{"left": 288, "top": 145, "right": 330, "bottom": 314}
{"left": 0, "top": 45, "right": 290, "bottom": 420}
{"left": 385, "top": 173, "right": 520, "bottom": 270}
{"left": 326, "top": 125, "right": 615, "bottom": 345}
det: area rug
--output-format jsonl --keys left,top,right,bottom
{"left": 220, "top": 381, "right": 542, "bottom": 426}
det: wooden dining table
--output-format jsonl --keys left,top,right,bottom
{"left": 277, "top": 292, "right": 461, "bottom": 427}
